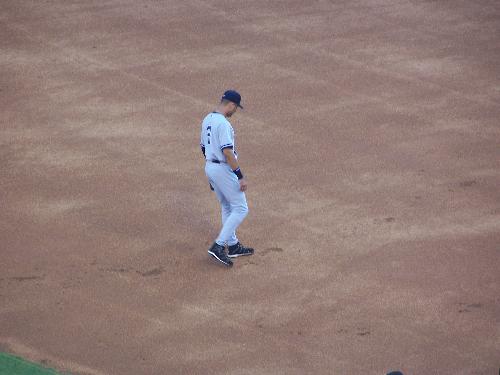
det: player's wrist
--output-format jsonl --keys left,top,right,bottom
{"left": 233, "top": 167, "right": 244, "bottom": 180}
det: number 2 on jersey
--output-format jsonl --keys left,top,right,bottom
{"left": 206, "top": 126, "right": 211, "bottom": 144}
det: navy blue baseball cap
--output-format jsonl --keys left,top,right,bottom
{"left": 222, "top": 90, "right": 243, "bottom": 109}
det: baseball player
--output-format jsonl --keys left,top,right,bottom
{"left": 200, "top": 90, "right": 254, "bottom": 267}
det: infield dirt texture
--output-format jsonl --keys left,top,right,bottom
{"left": 1, "top": 1, "right": 499, "bottom": 374}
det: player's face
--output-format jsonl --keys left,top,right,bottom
{"left": 226, "top": 103, "right": 238, "bottom": 118}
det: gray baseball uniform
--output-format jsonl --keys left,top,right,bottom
{"left": 200, "top": 112, "right": 248, "bottom": 246}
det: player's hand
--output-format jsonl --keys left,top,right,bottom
{"left": 239, "top": 178, "right": 248, "bottom": 192}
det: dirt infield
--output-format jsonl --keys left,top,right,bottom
{"left": 1, "top": 1, "right": 499, "bottom": 374}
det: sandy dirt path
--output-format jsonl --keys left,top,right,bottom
{"left": 1, "top": 1, "right": 499, "bottom": 374}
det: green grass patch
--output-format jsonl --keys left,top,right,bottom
{"left": 0, "top": 352, "right": 62, "bottom": 375}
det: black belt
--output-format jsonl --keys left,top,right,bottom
{"left": 208, "top": 159, "right": 225, "bottom": 164}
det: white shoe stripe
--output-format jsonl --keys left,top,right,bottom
{"left": 208, "top": 251, "right": 232, "bottom": 266}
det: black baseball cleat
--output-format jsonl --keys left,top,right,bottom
{"left": 208, "top": 243, "right": 233, "bottom": 267}
{"left": 227, "top": 242, "right": 254, "bottom": 258}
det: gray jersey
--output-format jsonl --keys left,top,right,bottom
{"left": 200, "top": 112, "right": 236, "bottom": 162}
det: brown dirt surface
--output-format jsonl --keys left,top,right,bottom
{"left": 1, "top": 1, "right": 499, "bottom": 374}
